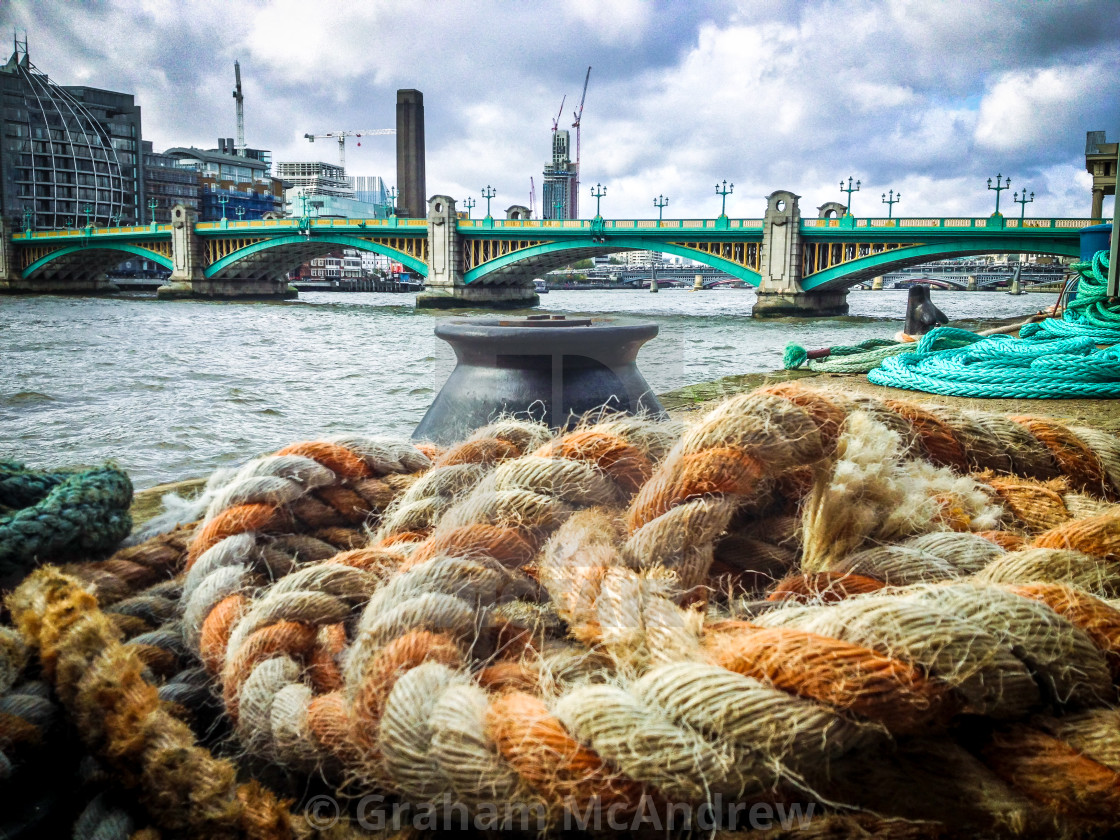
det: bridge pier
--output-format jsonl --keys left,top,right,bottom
{"left": 157, "top": 204, "right": 296, "bottom": 300}
{"left": 0, "top": 217, "right": 14, "bottom": 292}
{"left": 752, "top": 190, "right": 848, "bottom": 317}
{"left": 415, "top": 196, "right": 538, "bottom": 310}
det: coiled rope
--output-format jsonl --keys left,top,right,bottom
{"left": 869, "top": 250, "right": 1120, "bottom": 397}
{"left": 0, "top": 462, "right": 132, "bottom": 584}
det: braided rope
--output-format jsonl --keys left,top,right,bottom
{"left": 7, "top": 384, "right": 1120, "bottom": 835}
{"left": 0, "top": 463, "right": 132, "bottom": 583}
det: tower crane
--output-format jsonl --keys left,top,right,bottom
{"left": 571, "top": 66, "right": 591, "bottom": 210}
{"left": 550, "top": 95, "right": 566, "bottom": 135}
{"left": 232, "top": 61, "right": 246, "bottom": 155}
{"left": 303, "top": 129, "right": 395, "bottom": 171}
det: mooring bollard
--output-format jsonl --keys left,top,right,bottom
{"left": 413, "top": 315, "right": 665, "bottom": 444}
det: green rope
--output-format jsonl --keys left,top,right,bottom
{"left": 785, "top": 334, "right": 975, "bottom": 374}
{"left": 0, "top": 463, "right": 133, "bottom": 583}
{"left": 868, "top": 250, "right": 1120, "bottom": 398}
{"left": 784, "top": 337, "right": 900, "bottom": 370}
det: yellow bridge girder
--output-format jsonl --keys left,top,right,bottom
{"left": 668, "top": 240, "right": 760, "bottom": 271}
{"left": 358, "top": 235, "right": 428, "bottom": 265}
{"left": 205, "top": 237, "right": 267, "bottom": 265}
{"left": 462, "top": 238, "right": 551, "bottom": 271}
{"left": 18, "top": 244, "right": 63, "bottom": 271}
{"left": 801, "top": 241, "right": 915, "bottom": 277}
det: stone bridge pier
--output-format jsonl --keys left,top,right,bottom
{"left": 158, "top": 205, "right": 295, "bottom": 300}
{"left": 753, "top": 190, "right": 849, "bottom": 317}
{"left": 416, "top": 196, "right": 538, "bottom": 309}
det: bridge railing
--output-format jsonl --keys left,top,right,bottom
{"left": 455, "top": 218, "right": 765, "bottom": 230}
{"left": 801, "top": 217, "right": 1099, "bottom": 230}
{"left": 193, "top": 218, "right": 427, "bottom": 231}
{"left": 17, "top": 225, "right": 172, "bottom": 239}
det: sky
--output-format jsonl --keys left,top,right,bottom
{"left": 6, "top": 0, "right": 1120, "bottom": 220}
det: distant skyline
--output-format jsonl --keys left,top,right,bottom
{"left": 6, "top": 0, "right": 1119, "bottom": 219}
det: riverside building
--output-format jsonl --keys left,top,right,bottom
{"left": 0, "top": 40, "right": 144, "bottom": 230}
{"left": 163, "top": 143, "right": 283, "bottom": 221}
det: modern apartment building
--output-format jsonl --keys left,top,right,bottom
{"left": 0, "top": 42, "right": 143, "bottom": 229}
{"left": 142, "top": 141, "right": 200, "bottom": 223}
{"left": 163, "top": 145, "right": 283, "bottom": 220}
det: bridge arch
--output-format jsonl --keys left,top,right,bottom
{"left": 801, "top": 239, "right": 1081, "bottom": 291}
{"left": 204, "top": 233, "right": 428, "bottom": 280}
{"left": 464, "top": 236, "right": 762, "bottom": 286}
{"left": 22, "top": 243, "right": 173, "bottom": 279}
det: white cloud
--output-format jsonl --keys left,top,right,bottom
{"left": 8, "top": 0, "right": 1120, "bottom": 219}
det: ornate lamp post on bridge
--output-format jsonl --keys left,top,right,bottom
{"left": 462, "top": 196, "right": 475, "bottom": 219}
{"left": 987, "top": 174, "right": 1010, "bottom": 217}
{"left": 111, "top": 211, "right": 122, "bottom": 227}
{"left": 22, "top": 207, "right": 33, "bottom": 234}
{"left": 840, "top": 177, "right": 860, "bottom": 216}
{"left": 147, "top": 197, "right": 159, "bottom": 225}
{"left": 553, "top": 198, "right": 564, "bottom": 219}
{"left": 881, "top": 189, "right": 900, "bottom": 218}
{"left": 481, "top": 185, "right": 496, "bottom": 219}
{"left": 236, "top": 206, "right": 245, "bottom": 222}
{"left": 82, "top": 203, "right": 94, "bottom": 229}
{"left": 386, "top": 186, "right": 398, "bottom": 218}
{"left": 654, "top": 194, "right": 669, "bottom": 223}
{"left": 715, "top": 180, "right": 733, "bottom": 218}
{"left": 1013, "top": 189, "right": 1034, "bottom": 220}
{"left": 218, "top": 195, "right": 229, "bottom": 222}
{"left": 591, "top": 183, "right": 607, "bottom": 219}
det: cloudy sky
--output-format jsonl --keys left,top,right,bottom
{"left": 7, "top": 0, "right": 1119, "bottom": 219}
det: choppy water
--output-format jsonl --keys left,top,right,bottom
{"left": 1, "top": 288, "right": 1057, "bottom": 488}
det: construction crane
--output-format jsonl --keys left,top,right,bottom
{"left": 550, "top": 95, "right": 566, "bottom": 135}
{"left": 303, "top": 129, "right": 395, "bottom": 171}
{"left": 571, "top": 66, "right": 591, "bottom": 214}
{"left": 232, "top": 61, "right": 245, "bottom": 156}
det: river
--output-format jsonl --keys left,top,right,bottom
{"left": 0, "top": 288, "right": 1057, "bottom": 488}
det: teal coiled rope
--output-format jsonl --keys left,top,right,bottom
{"left": 0, "top": 461, "right": 133, "bottom": 584}
{"left": 868, "top": 250, "right": 1120, "bottom": 398}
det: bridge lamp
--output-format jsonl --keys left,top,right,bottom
{"left": 148, "top": 197, "right": 159, "bottom": 224}
{"left": 22, "top": 207, "right": 32, "bottom": 232}
{"left": 481, "top": 185, "right": 497, "bottom": 219}
{"left": 463, "top": 196, "right": 476, "bottom": 219}
{"left": 987, "top": 174, "right": 1010, "bottom": 217}
{"left": 1013, "top": 189, "right": 1034, "bottom": 220}
{"left": 386, "top": 186, "right": 398, "bottom": 217}
{"left": 236, "top": 205, "right": 245, "bottom": 221}
{"left": 218, "top": 194, "right": 229, "bottom": 221}
{"left": 82, "top": 203, "right": 93, "bottom": 229}
{"left": 715, "top": 181, "right": 733, "bottom": 217}
{"left": 654, "top": 194, "right": 669, "bottom": 222}
{"left": 591, "top": 183, "right": 607, "bottom": 219}
{"left": 840, "top": 177, "right": 860, "bottom": 216}
{"left": 881, "top": 189, "right": 900, "bottom": 219}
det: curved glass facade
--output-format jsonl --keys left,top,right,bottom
{"left": 1, "top": 44, "right": 143, "bottom": 230}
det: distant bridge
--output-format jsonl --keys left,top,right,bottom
{"left": 0, "top": 191, "right": 1096, "bottom": 315}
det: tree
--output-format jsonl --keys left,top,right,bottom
{"left": 570, "top": 258, "right": 594, "bottom": 270}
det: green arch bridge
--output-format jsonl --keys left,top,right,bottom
{"left": 1, "top": 191, "right": 1097, "bottom": 316}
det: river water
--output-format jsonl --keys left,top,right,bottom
{"left": 1, "top": 288, "right": 1057, "bottom": 488}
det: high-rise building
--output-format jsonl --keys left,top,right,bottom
{"left": 0, "top": 41, "right": 144, "bottom": 230}
{"left": 543, "top": 129, "right": 577, "bottom": 220}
